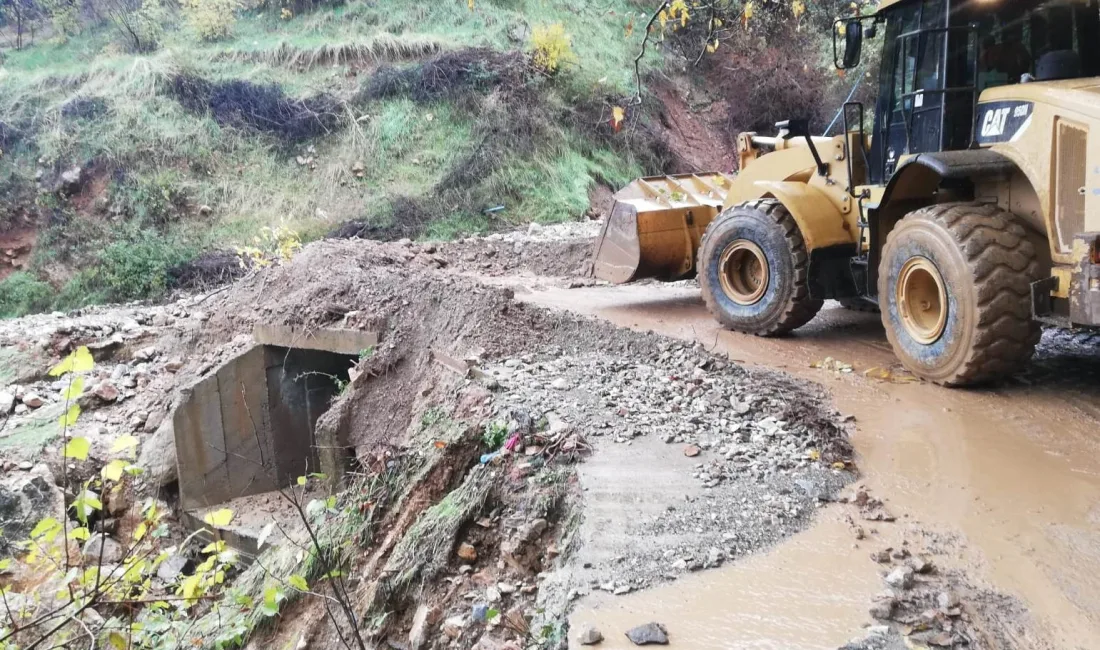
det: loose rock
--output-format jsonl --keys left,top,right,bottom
{"left": 457, "top": 542, "right": 478, "bottom": 562}
{"left": 625, "top": 622, "right": 669, "bottom": 645}
{"left": 577, "top": 625, "right": 604, "bottom": 645}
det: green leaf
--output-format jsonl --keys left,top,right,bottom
{"left": 308, "top": 472, "right": 328, "bottom": 480}
{"left": 296, "top": 476, "right": 307, "bottom": 486}
{"left": 63, "top": 436, "right": 90, "bottom": 461}
{"left": 68, "top": 527, "right": 90, "bottom": 541}
{"left": 30, "top": 517, "right": 63, "bottom": 542}
{"left": 102, "top": 459, "right": 128, "bottom": 482}
{"left": 61, "top": 376, "right": 85, "bottom": 401}
{"left": 73, "top": 490, "right": 102, "bottom": 524}
{"left": 202, "top": 508, "right": 234, "bottom": 527}
{"left": 287, "top": 574, "right": 308, "bottom": 591}
{"left": 487, "top": 608, "right": 500, "bottom": 621}
{"left": 202, "top": 540, "right": 226, "bottom": 554}
{"left": 111, "top": 435, "right": 140, "bottom": 454}
{"left": 49, "top": 346, "right": 94, "bottom": 377}
{"left": 0, "top": 558, "right": 12, "bottom": 572}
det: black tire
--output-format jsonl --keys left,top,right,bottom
{"left": 698, "top": 199, "right": 823, "bottom": 336}
{"left": 878, "top": 202, "right": 1042, "bottom": 386}
{"left": 838, "top": 297, "right": 880, "bottom": 313}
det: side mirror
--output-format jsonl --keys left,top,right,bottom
{"left": 834, "top": 18, "right": 864, "bottom": 69}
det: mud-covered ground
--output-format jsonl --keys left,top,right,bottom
{"left": 0, "top": 221, "right": 1088, "bottom": 650}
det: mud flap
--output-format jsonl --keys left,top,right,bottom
{"left": 807, "top": 244, "right": 860, "bottom": 300}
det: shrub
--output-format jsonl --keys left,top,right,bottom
{"left": 0, "top": 272, "right": 55, "bottom": 318}
{"left": 110, "top": 172, "right": 190, "bottom": 227}
{"left": 181, "top": 0, "right": 239, "bottom": 40}
{"left": 100, "top": 0, "right": 170, "bottom": 52}
{"left": 88, "top": 230, "right": 197, "bottom": 302}
{"left": 529, "top": 23, "right": 575, "bottom": 75}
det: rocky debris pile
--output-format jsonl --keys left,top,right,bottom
{"left": 476, "top": 340, "right": 850, "bottom": 590}
{"left": 434, "top": 221, "right": 599, "bottom": 278}
{"left": 864, "top": 550, "right": 977, "bottom": 649}
{"left": 484, "top": 342, "right": 845, "bottom": 481}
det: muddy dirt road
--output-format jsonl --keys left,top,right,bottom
{"left": 506, "top": 279, "right": 1100, "bottom": 649}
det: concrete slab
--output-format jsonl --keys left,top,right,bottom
{"left": 253, "top": 324, "right": 378, "bottom": 356}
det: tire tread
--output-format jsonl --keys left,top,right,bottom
{"left": 698, "top": 199, "right": 823, "bottom": 336}
{"left": 883, "top": 202, "right": 1041, "bottom": 385}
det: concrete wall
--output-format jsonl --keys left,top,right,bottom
{"left": 175, "top": 345, "right": 351, "bottom": 511}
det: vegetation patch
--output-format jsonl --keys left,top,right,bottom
{"left": 168, "top": 74, "right": 343, "bottom": 141}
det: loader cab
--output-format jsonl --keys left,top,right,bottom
{"left": 840, "top": 0, "right": 1100, "bottom": 184}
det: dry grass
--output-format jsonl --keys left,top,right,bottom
{"left": 216, "top": 34, "right": 443, "bottom": 70}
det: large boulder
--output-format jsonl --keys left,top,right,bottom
{"left": 138, "top": 418, "right": 178, "bottom": 487}
{"left": 0, "top": 473, "right": 62, "bottom": 552}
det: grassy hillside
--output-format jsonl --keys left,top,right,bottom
{"left": 0, "top": 0, "right": 667, "bottom": 316}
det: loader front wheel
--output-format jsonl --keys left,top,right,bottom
{"left": 879, "top": 202, "right": 1042, "bottom": 386}
{"left": 698, "top": 200, "right": 823, "bottom": 336}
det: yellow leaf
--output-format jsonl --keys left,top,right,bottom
{"left": 792, "top": 0, "right": 806, "bottom": 18}
{"left": 832, "top": 461, "right": 847, "bottom": 470}
{"left": 706, "top": 39, "right": 718, "bottom": 53}
{"left": 467, "top": 0, "right": 473, "bottom": 9}
{"left": 64, "top": 436, "right": 90, "bottom": 461}
{"left": 61, "top": 376, "right": 85, "bottom": 401}
{"left": 102, "top": 459, "right": 127, "bottom": 482}
{"left": 180, "top": 574, "right": 201, "bottom": 601}
{"left": 133, "top": 522, "right": 147, "bottom": 541}
{"left": 49, "top": 346, "right": 94, "bottom": 377}
{"left": 111, "top": 435, "right": 140, "bottom": 454}
{"left": 742, "top": 1, "right": 754, "bottom": 28}
{"left": 807, "top": 449, "right": 821, "bottom": 461}
{"left": 203, "top": 508, "right": 234, "bottom": 527}
{"left": 58, "top": 404, "right": 81, "bottom": 428}
{"left": 108, "top": 631, "right": 127, "bottom": 650}
{"left": 69, "top": 526, "right": 90, "bottom": 541}
{"left": 611, "top": 106, "right": 625, "bottom": 132}
{"left": 297, "top": 476, "right": 307, "bottom": 486}
{"left": 658, "top": 9, "right": 668, "bottom": 28}
{"left": 202, "top": 540, "right": 226, "bottom": 554}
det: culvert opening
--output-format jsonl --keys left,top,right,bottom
{"left": 174, "top": 341, "right": 360, "bottom": 554}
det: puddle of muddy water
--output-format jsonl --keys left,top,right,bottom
{"left": 570, "top": 513, "right": 884, "bottom": 650}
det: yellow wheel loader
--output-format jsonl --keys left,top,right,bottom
{"left": 592, "top": 0, "right": 1100, "bottom": 386}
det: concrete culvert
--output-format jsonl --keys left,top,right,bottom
{"left": 174, "top": 336, "right": 366, "bottom": 554}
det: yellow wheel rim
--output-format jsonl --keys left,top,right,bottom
{"left": 718, "top": 240, "right": 769, "bottom": 306}
{"left": 897, "top": 256, "right": 948, "bottom": 344}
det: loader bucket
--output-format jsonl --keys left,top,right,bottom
{"left": 591, "top": 173, "right": 733, "bottom": 284}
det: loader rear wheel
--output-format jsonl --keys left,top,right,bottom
{"left": 698, "top": 199, "right": 823, "bottom": 336}
{"left": 879, "top": 202, "right": 1042, "bottom": 386}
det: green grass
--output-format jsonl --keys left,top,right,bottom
{"left": 0, "top": 0, "right": 659, "bottom": 318}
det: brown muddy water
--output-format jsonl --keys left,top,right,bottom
{"left": 511, "top": 280, "right": 1100, "bottom": 650}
